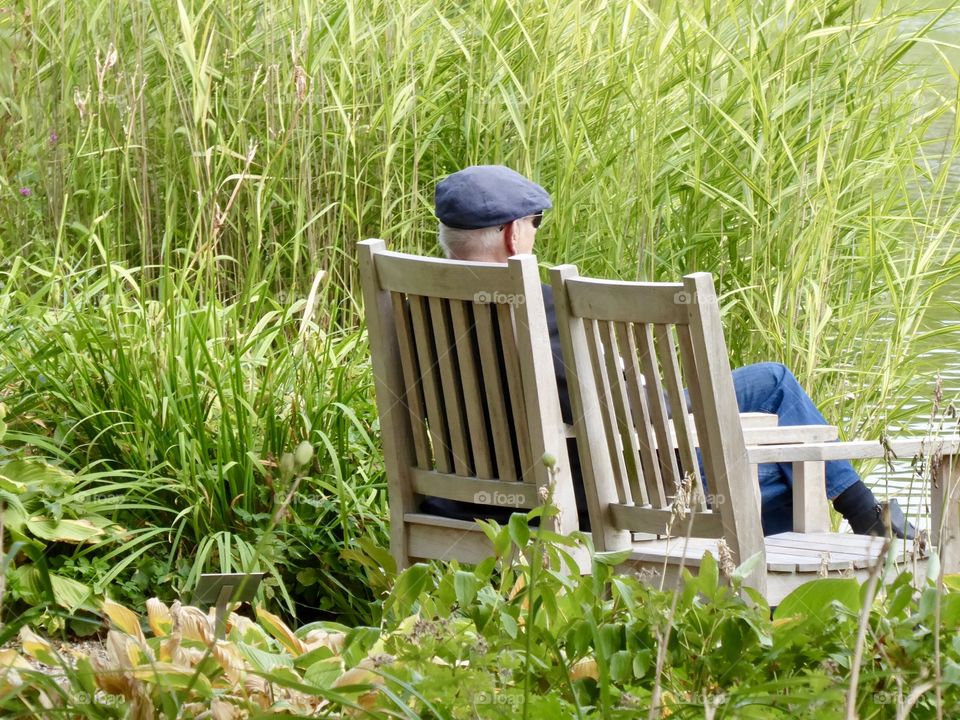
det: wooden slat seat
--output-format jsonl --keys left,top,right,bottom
{"left": 550, "top": 265, "right": 960, "bottom": 601}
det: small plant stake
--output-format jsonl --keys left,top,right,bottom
{"left": 191, "top": 573, "right": 265, "bottom": 639}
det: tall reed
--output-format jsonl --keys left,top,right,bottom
{"left": 0, "top": 0, "right": 958, "bottom": 619}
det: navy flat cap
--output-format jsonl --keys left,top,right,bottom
{"left": 435, "top": 165, "right": 552, "bottom": 229}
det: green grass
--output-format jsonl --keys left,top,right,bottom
{"left": 0, "top": 0, "right": 958, "bottom": 622}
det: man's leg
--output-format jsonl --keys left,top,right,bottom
{"left": 730, "top": 362, "right": 913, "bottom": 538}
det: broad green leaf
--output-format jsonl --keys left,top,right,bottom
{"left": 454, "top": 570, "right": 478, "bottom": 607}
{"left": 774, "top": 578, "right": 862, "bottom": 620}
{"left": 129, "top": 662, "right": 213, "bottom": 697}
{"left": 256, "top": 607, "right": 307, "bottom": 656}
{"left": 26, "top": 517, "right": 105, "bottom": 544}
{"left": 508, "top": 513, "right": 529, "bottom": 548}
{"left": 386, "top": 563, "right": 431, "bottom": 617}
{"left": 1, "top": 502, "right": 26, "bottom": 532}
{"left": 234, "top": 640, "right": 296, "bottom": 673}
{"left": 926, "top": 550, "right": 941, "bottom": 585}
{"left": 295, "top": 645, "right": 337, "bottom": 669}
{"left": 611, "top": 577, "right": 638, "bottom": 613}
{"left": 593, "top": 549, "right": 632, "bottom": 566}
{"left": 699, "top": 550, "right": 719, "bottom": 595}
{"left": 0, "top": 459, "right": 73, "bottom": 487}
{"left": 941, "top": 594, "right": 960, "bottom": 629}
{"left": 609, "top": 650, "right": 633, "bottom": 683}
{"left": 731, "top": 551, "right": 764, "bottom": 583}
{"left": 0, "top": 475, "right": 26, "bottom": 494}
{"left": 304, "top": 657, "right": 345, "bottom": 689}
{"left": 50, "top": 574, "right": 94, "bottom": 612}
{"left": 943, "top": 574, "right": 960, "bottom": 593}
{"left": 501, "top": 612, "right": 518, "bottom": 639}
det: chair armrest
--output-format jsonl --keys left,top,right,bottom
{"left": 739, "top": 412, "right": 778, "bottom": 429}
{"left": 741, "top": 425, "right": 838, "bottom": 532}
{"left": 746, "top": 437, "right": 960, "bottom": 464}
{"left": 743, "top": 425, "right": 838, "bottom": 446}
{"left": 747, "top": 437, "right": 960, "bottom": 541}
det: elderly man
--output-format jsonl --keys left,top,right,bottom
{"left": 426, "top": 164, "right": 912, "bottom": 538}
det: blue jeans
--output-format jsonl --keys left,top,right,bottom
{"left": 728, "top": 362, "right": 860, "bottom": 535}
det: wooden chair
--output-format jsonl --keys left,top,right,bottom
{"left": 550, "top": 266, "right": 960, "bottom": 602}
{"left": 358, "top": 240, "right": 582, "bottom": 571}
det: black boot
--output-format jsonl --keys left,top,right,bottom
{"left": 848, "top": 498, "right": 916, "bottom": 540}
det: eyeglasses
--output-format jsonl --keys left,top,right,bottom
{"left": 499, "top": 213, "right": 545, "bottom": 231}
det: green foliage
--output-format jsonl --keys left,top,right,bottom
{"left": 0, "top": 0, "right": 959, "bottom": 632}
{"left": 4, "top": 524, "right": 960, "bottom": 717}
{"left": 0, "top": 268, "right": 388, "bottom": 621}
{"left": 0, "top": 404, "right": 143, "bottom": 636}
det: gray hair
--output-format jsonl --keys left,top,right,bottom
{"left": 438, "top": 223, "right": 503, "bottom": 260}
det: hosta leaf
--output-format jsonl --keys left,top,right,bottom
{"left": 0, "top": 649, "right": 31, "bottom": 672}
{"left": 2, "top": 502, "right": 27, "bottom": 532}
{"left": 26, "top": 517, "right": 105, "bottom": 543}
{"left": 256, "top": 607, "right": 307, "bottom": 655}
{"left": 103, "top": 599, "right": 145, "bottom": 641}
{"left": 303, "top": 656, "right": 345, "bottom": 689}
{"left": 19, "top": 627, "right": 59, "bottom": 666}
{"left": 0, "top": 459, "right": 73, "bottom": 488}
{"left": 129, "top": 662, "right": 213, "bottom": 697}
{"left": 50, "top": 574, "right": 94, "bottom": 612}
{"left": 0, "top": 474, "right": 26, "bottom": 494}
{"left": 234, "top": 640, "right": 295, "bottom": 674}
{"left": 146, "top": 599, "right": 173, "bottom": 637}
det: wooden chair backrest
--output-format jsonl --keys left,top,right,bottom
{"left": 551, "top": 267, "right": 764, "bottom": 570}
{"left": 358, "top": 240, "right": 579, "bottom": 565}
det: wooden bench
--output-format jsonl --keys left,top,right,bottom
{"left": 550, "top": 266, "right": 960, "bottom": 602}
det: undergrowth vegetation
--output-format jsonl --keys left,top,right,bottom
{"left": 3, "top": 525, "right": 960, "bottom": 718}
{"left": 0, "top": 0, "right": 958, "bottom": 641}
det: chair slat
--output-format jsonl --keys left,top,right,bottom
{"left": 675, "top": 323, "right": 714, "bottom": 509}
{"left": 609, "top": 504, "right": 724, "bottom": 538}
{"left": 565, "top": 277, "right": 688, "bottom": 324}
{"left": 449, "top": 301, "right": 495, "bottom": 479}
{"left": 618, "top": 322, "right": 666, "bottom": 507}
{"left": 584, "top": 318, "right": 629, "bottom": 503}
{"left": 635, "top": 323, "right": 681, "bottom": 500}
{"left": 412, "top": 469, "right": 538, "bottom": 508}
{"left": 654, "top": 323, "right": 707, "bottom": 511}
{"left": 408, "top": 295, "right": 452, "bottom": 473}
{"left": 373, "top": 251, "right": 520, "bottom": 301}
{"left": 474, "top": 305, "right": 517, "bottom": 482}
{"left": 429, "top": 297, "right": 472, "bottom": 476}
{"left": 498, "top": 304, "right": 534, "bottom": 481}
{"left": 391, "top": 293, "right": 432, "bottom": 468}
{"left": 599, "top": 321, "right": 646, "bottom": 506}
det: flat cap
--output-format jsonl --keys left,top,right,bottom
{"left": 435, "top": 165, "right": 552, "bottom": 229}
